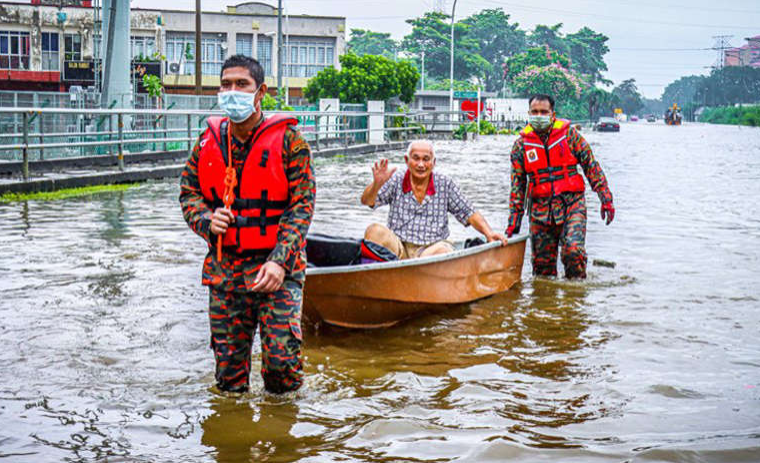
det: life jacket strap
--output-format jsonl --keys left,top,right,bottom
{"left": 232, "top": 214, "right": 282, "bottom": 228}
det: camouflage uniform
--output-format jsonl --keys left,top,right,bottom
{"left": 508, "top": 125, "right": 612, "bottom": 279}
{"left": 180, "top": 116, "right": 315, "bottom": 393}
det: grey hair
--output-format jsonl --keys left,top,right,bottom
{"left": 405, "top": 139, "right": 435, "bottom": 158}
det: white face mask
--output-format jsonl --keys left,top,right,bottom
{"left": 528, "top": 115, "right": 553, "bottom": 131}
{"left": 217, "top": 85, "right": 262, "bottom": 123}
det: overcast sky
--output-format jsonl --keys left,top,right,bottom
{"left": 132, "top": 0, "right": 760, "bottom": 98}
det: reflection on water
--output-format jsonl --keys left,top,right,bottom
{"left": 1, "top": 123, "right": 760, "bottom": 462}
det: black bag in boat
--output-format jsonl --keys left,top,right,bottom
{"left": 305, "top": 234, "right": 361, "bottom": 267}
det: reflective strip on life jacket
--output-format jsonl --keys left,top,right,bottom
{"left": 520, "top": 119, "right": 585, "bottom": 198}
{"left": 198, "top": 114, "right": 297, "bottom": 253}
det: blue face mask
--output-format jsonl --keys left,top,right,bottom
{"left": 218, "top": 87, "right": 261, "bottom": 123}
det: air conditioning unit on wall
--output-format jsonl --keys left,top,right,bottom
{"left": 166, "top": 61, "right": 182, "bottom": 74}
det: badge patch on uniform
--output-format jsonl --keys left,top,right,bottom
{"left": 526, "top": 148, "right": 539, "bottom": 163}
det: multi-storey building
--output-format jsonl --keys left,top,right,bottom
{"left": 724, "top": 35, "right": 760, "bottom": 69}
{"left": 0, "top": 1, "right": 346, "bottom": 100}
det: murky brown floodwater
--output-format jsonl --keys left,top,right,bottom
{"left": 1, "top": 122, "right": 759, "bottom": 462}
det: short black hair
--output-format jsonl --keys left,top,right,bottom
{"left": 529, "top": 93, "right": 555, "bottom": 110}
{"left": 220, "top": 55, "right": 265, "bottom": 87}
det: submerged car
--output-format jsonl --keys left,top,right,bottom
{"left": 594, "top": 117, "right": 620, "bottom": 132}
{"left": 646, "top": 114, "right": 657, "bottom": 122}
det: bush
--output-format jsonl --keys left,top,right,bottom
{"left": 699, "top": 106, "right": 760, "bottom": 127}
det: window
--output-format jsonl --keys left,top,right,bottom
{"left": 257, "top": 34, "right": 272, "bottom": 76}
{"left": 284, "top": 36, "right": 335, "bottom": 78}
{"left": 0, "top": 31, "right": 31, "bottom": 70}
{"left": 64, "top": 33, "right": 82, "bottom": 61}
{"left": 165, "top": 32, "right": 226, "bottom": 75}
{"left": 131, "top": 36, "right": 156, "bottom": 60}
{"left": 41, "top": 32, "right": 59, "bottom": 71}
{"left": 236, "top": 33, "right": 252, "bottom": 57}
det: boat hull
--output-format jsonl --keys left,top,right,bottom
{"left": 303, "top": 237, "right": 527, "bottom": 329}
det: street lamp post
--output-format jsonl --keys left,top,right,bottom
{"left": 448, "top": 0, "right": 457, "bottom": 116}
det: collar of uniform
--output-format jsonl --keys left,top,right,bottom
{"left": 230, "top": 115, "right": 266, "bottom": 149}
{"left": 402, "top": 170, "right": 436, "bottom": 196}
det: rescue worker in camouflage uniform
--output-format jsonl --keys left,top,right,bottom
{"left": 180, "top": 55, "right": 315, "bottom": 393}
{"left": 506, "top": 94, "right": 615, "bottom": 279}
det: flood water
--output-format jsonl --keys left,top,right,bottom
{"left": 1, "top": 122, "right": 759, "bottom": 462}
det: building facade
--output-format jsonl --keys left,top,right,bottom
{"left": 0, "top": 1, "right": 346, "bottom": 100}
{"left": 724, "top": 35, "right": 760, "bottom": 69}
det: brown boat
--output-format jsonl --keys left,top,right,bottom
{"left": 303, "top": 236, "right": 528, "bottom": 329}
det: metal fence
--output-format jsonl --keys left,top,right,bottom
{"left": 0, "top": 106, "right": 454, "bottom": 181}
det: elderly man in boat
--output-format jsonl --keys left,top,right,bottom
{"left": 360, "top": 140, "right": 507, "bottom": 259}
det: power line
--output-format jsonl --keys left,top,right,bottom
{"left": 464, "top": 0, "right": 759, "bottom": 30}
{"left": 711, "top": 35, "right": 733, "bottom": 70}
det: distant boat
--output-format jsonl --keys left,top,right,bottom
{"left": 303, "top": 236, "right": 528, "bottom": 329}
{"left": 665, "top": 103, "right": 683, "bottom": 125}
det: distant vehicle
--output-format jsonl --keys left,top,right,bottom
{"left": 646, "top": 114, "right": 657, "bottom": 122}
{"left": 630, "top": 116, "right": 639, "bottom": 122}
{"left": 665, "top": 103, "right": 682, "bottom": 125}
{"left": 594, "top": 117, "right": 620, "bottom": 132}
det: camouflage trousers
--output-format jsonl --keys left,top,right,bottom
{"left": 529, "top": 199, "right": 587, "bottom": 279}
{"left": 208, "top": 280, "right": 304, "bottom": 394}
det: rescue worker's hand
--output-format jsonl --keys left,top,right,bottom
{"left": 252, "top": 261, "right": 285, "bottom": 293}
{"left": 372, "top": 158, "right": 396, "bottom": 187}
{"left": 485, "top": 230, "right": 509, "bottom": 246}
{"left": 601, "top": 202, "right": 615, "bottom": 225}
{"left": 210, "top": 208, "right": 235, "bottom": 235}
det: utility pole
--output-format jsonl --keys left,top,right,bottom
{"left": 277, "top": 0, "right": 283, "bottom": 101}
{"left": 448, "top": 0, "right": 457, "bottom": 113}
{"left": 711, "top": 35, "right": 733, "bottom": 70}
{"left": 421, "top": 50, "right": 425, "bottom": 91}
{"left": 195, "top": 0, "right": 202, "bottom": 95}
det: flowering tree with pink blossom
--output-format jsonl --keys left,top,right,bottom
{"left": 512, "top": 63, "right": 586, "bottom": 102}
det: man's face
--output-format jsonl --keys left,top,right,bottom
{"left": 220, "top": 66, "right": 266, "bottom": 110}
{"left": 529, "top": 99, "right": 555, "bottom": 118}
{"left": 405, "top": 143, "right": 435, "bottom": 181}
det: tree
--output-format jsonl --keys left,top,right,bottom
{"left": 612, "top": 78, "right": 643, "bottom": 114}
{"left": 662, "top": 75, "right": 707, "bottom": 108}
{"left": 460, "top": 8, "right": 526, "bottom": 92}
{"left": 303, "top": 53, "right": 419, "bottom": 104}
{"left": 504, "top": 47, "right": 570, "bottom": 83}
{"left": 511, "top": 63, "right": 585, "bottom": 103}
{"left": 401, "top": 11, "right": 488, "bottom": 82}
{"left": 565, "top": 27, "right": 610, "bottom": 84}
{"left": 695, "top": 66, "right": 760, "bottom": 107}
{"left": 530, "top": 24, "right": 569, "bottom": 56}
{"left": 426, "top": 78, "right": 477, "bottom": 91}
{"left": 347, "top": 29, "right": 397, "bottom": 60}
{"left": 584, "top": 87, "right": 619, "bottom": 121}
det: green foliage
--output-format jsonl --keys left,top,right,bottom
{"left": 478, "top": 119, "right": 497, "bottom": 135}
{"left": 699, "top": 105, "right": 760, "bottom": 126}
{"left": 498, "top": 128, "right": 519, "bottom": 135}
{"left": 348, "top": 29, "right": 397, "bottom": 59}
{"left": 512, "top": 63, "right": 585, "bottom": 102}
{"left": 0, "top": 184, "right": 136, "bottom": 203}
{"left": 694, "top": 66, "right": 760, "bottom": 107}
{"left": 584, "top": 87, "right": 619, "bottom": 121}
{"left": 505, "top": 47, "right": 570, "bottom": 82}
{"left": 452, "top": 120, "right": 498, "bottom": 139}
{"left": 612, "top": 78, "right": 644, "bottom": 115}
{"left": 261, "top": 93, "right": 294, "bottom": 111}
{"left": 460, "top": 9, "right": 526, "bottom": 91}
{"left": 142, "top": 74, "right": 163, "bottom": 98}
{"left": 530, "top": 24, "right": 569, "bottom": 57}
{"left": 304, "top": 53, "right": 419, "bottom": 104}
{"left": 426, "top": 79, "right": 477, "bottom": 91}
{"left": 401, "top": 12, "right": 489, "bottom": 82}
{"left": 565, "top": 27, "right": 610, "bottom": 84}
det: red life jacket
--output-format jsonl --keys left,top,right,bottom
{"left": 198, "top": 114, "right": 296, "bottom": 253}
{"left": 520, "top": 119, "right": 585, "bottom": 198}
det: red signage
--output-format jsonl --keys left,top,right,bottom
{"left": 460, "top": 99, "right": 484, "bottom": 121}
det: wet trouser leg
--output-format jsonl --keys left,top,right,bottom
{"left": 208, "top": 280, "right": 304, "bottom": 394}
{"left": 530, "top": 220, "right": 561, "bottom": 277}
{"left": 560, "top": 202, "right": 588, "bottom": 279}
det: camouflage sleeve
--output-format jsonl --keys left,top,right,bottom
{"left": 508, "top": 137, "right": 527, "bottom": 231}
{"left": 267, "top": 128, "right": 315, "bottom": 274}
{"left": 568, "top": 127, "right": 613, "bottom": 204}
{"left": 179, "top": 133, "right": 213, "bottom": 245}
